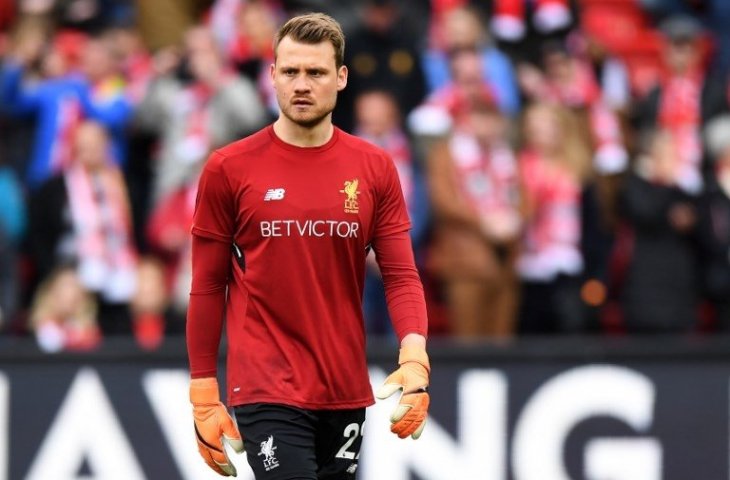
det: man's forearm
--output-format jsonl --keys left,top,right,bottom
{"left": 187, "top": 289, "right": 226, "bottom": 378}
{"left": 374, "top": 231, "right": 429, "bottom": 340}
{"left": 186, "top": 235, "right": 232, "bottom": 378}
{"left": 400, "top": 333, "right": 426, "bottom": 348}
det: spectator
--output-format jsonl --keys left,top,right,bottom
{"left": 574, "top": 30, "right": 631, "bottom": 114}
{"left": 223, "top": 0, "right": 282, "bottom": 114}
{"left": 409, "top": 48, "right": 500, "bottom": 138}
{"left": 697, "top": 116, "right": 730, "bottom": 330}
{"left": 423, "top": 5, "right": 520, "bottom": 116}
{"left": 333, "top": 0, "right": 427, "bottom": 132}
{"left": 636, "top": 0, "right": 730, "bottom": 76}
{"left": 145, "top": 168, "right": 196, "bottom": 320}
{"left": 29, "top": 265, "right": 100, "bottom": 352}
{"left": 354, "top": 89, "right": 430, "bottom": 337}
{"left": 619, "top": 129, "right": 700, "bottom": 333}
{"left": 28, "top": 121, "right": 137, "bottom": 334}
{"left": 633, "top": 14, "right": 728, "bottom": 194}
{"left": 51, "top": 0, "right": 135, "bottom": 33}
{"left": 134, "top": 25, "right": 268, "bottom": 206}
{"left": 209, "top": 0, "right": 281, "bottom": 83}
{"left": 130, "top": 256, "right": 170, "bottom": 349}
{"left": 106, "top": 22, "right": 153, "bottom": 106}
{"left": 517, "top": 102, "right": 591, "bottom": 334}
{"left": 1, "top": 28, "right": 133, "bottom": 189}
{"left": 0, "top": 15, "right": 48, "bottom": 178}
{"left": 76, "top": 32, "right": 134, "bottom": 153}
{"left": 519, "top": 39, "right": 629, "bottom": 175}
{"left": 427, "top": 98, "right": 521, "bottom": 338}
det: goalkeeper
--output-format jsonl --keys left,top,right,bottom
{"left": 186, "top": 12, "right": 430, "bottom": 480}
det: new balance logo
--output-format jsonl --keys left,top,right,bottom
{"left": 264, "top": 188, "right": 285, "bottom": 201}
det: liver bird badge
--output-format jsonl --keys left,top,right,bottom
{"left": 340, "top": 179, "right": 360, "bottom": 214}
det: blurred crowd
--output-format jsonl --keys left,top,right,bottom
{"left": 2, "top": 0, "right": 730, "bottom": 352}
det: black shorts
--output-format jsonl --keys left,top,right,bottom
{"left": 234, "top": 403, "right": 365, "bottom": 480}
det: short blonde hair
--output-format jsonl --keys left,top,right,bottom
{"left": 274, "top": 13, "right": 345, "bottom": 68}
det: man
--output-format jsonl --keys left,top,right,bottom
{"left": 28, "top": 121, "right": 137, "bottom": 335}
{"left": 134, "top": 25, "right": 268, "bottom": 207}
{"left": 634, "top": 14, "right": 728, "bottom": 194}
{"left": 1, "top": 31, "right": 133, "bottom": 189}
{"left": 186, "top": 13, "right": 430, "bottom": 479}
{"left": 332, "top": 0, "right": 427, "bottom": 132}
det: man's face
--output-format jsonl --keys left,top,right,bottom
{"left": 443, "top": 10, "right": 481, "bottom": 51}
{"left": 451, "top": 50, "right": 484, "bottom": 100}
{"left": 524, "top": 105, "right": 561, "bottom": 153}
{"left": 468, "top": 109, "right": 504, "bottom": 146}
{"left": 81, "top": 40, "right": 115, "bottom": 82}
{"left": 271, "top": 36, "right": 347, "bottom": 128}
{"left": 355, "top": 91, "right": 398, "bottom": 137}
{"left": 73, "top": 122, "right": 108, "bottom": 171}
{"left": 544, "top": 51, "right": 572, "bottom": 83}
{"left": 665, "top": 39, "right": 698, "bottom": 74}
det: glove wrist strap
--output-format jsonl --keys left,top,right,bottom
{"left": 398, "top": 345, "right": 430, "bottom": 373}
{"left": 190, "top": 377, "right": 221, "bottom": 405}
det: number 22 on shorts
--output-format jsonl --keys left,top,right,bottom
{"left": 336, "top": 422, "right": 364, "bottom": 460}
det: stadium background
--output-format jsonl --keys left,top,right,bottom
{"left": 2, "top": 0, "right": 730, "bottom": 478}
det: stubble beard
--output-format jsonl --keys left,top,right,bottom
{"left": 279, "top": 97, "right": 337, "bottom": 129}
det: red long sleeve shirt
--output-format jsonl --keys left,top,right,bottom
{"left": 186, "top": 125, "right": 427, "bottom": 409}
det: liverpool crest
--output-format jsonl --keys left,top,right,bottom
{"left": 340, "top": 179, "right": 360, "bottom": 214}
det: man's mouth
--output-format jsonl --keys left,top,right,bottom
{"left": 292, "top": 98, "right": 313, "bottom": 106}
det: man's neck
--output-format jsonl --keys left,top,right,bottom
{"left": 273, "top": 117, "right": 334, "bottom": 147}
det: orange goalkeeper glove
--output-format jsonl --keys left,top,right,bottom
{"left": 190, "top": 377, "right": 244, "bottom": 476}
{"left": 375, "top": 344, "right": 430, "bottom": 439}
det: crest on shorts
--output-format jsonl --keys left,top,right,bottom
{"left": 258, "top": 435, "right": 280, "bottom": 471}
{"left": 340, "top": 178, "right": 360, "bottom": 214}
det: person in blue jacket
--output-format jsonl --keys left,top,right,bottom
{"left": 1, "top": 31, "right": 132, "bottom": 189}
{"left": 422, "top": 6, "right": 520, "bottom": 117}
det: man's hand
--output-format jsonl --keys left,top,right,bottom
{"left": 190, "top": 377, "right": 244, "bottom": 476}
{"left": 375, "top": 344, "right": 430, "bottom": 439}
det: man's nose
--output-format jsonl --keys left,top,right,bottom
{"left": 293, "top": 74, "right": 311, "bottom": 92}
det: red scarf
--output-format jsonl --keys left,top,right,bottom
{"left": 659, "top": 72, "right": 702, "bottom": 128}
{"left": 658, "top": 71, "right": 703, "bottom": 190}
{"left": 518, "top": 149, "right": 583, "bottom": 280}
{"left": 449, "top": 130, "right": 520, "bottom": 219}
{"left": 65, "top": 163, "right": 137, "bottom": 302}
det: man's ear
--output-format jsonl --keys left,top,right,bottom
{"left": 337, "top": 65, "right": 348, "bottom": 91}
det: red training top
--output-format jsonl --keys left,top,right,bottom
{"left": 187, "top": 125, "right": 428, "bottom": 409}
